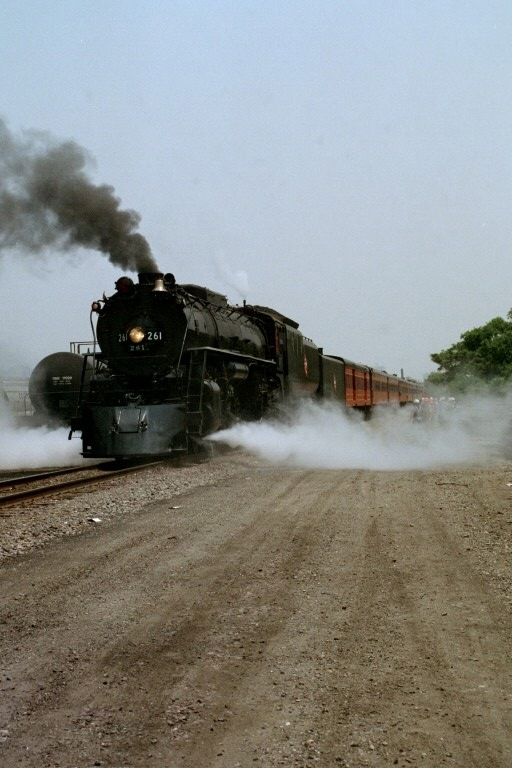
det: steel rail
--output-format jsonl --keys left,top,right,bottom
{"left": 0, "top": 461, "right": 163, "bottom": 508}
{"left": 0, "top": 463, "right": 114, "bottom": 490}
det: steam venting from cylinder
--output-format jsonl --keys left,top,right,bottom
{"left": 0, "top": 117, "right": 157, "bottom": 272}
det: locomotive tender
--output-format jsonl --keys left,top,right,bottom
{"left": 34, "top": 271, "right": 423, "bottom": 458}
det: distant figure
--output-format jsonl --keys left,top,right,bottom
{"left": 412, "top": 399, "right": 422, "bottom": 422}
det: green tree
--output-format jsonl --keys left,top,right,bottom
{"left": 428, "top": 311, "right": 512, "bottom": 392}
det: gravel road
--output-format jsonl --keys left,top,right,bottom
{"left": 1, "top": 449, "right": 512, "bottom": 767}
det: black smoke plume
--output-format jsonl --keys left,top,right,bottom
{"left": 0, "top": 118, "right": 158, "bottom": 272}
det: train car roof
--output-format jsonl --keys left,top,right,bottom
{"left": 324, "top": 356, "right": 421, "bottom": 383}
{"left": 323, "top": 354, "right": 370, "bottom": 371}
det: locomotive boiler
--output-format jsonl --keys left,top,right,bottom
{"left": 32, "top": 271, "right": 423, "bottom": 459}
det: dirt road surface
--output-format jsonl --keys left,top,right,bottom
{"left": 1, "top": 451, "right": 512, "bottom": 767}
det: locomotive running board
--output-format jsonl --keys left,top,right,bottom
{"left": 185, "top": 346, "right": 277, "bottom": 368}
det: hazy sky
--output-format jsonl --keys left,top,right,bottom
{"left": 1, "top": 1, "right": 511, "bottom": 380}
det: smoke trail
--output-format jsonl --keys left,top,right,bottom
{"left": 0, "top": 117, "right": 157, "bottom": 272}
{"left": 214, "top": 252, "right": 249, "bottom": 302}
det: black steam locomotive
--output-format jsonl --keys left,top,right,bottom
{"left": 30, "top": 272, "right": 423, "bottom": 458}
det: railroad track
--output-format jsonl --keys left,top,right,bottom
{"left": 0, "top": 461, "right": 164, "bottom": 508}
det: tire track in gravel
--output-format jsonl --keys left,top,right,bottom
{"left": 320, "top": 470, "right": 512, "bottom": 768}
{"left": 0, "top": 467, "right": 342, "bottom": 766}
{"left": 61, "top": 469, "right": 345, "bottom": 765}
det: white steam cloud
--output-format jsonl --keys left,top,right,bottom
{"left": 209, "top": 398, "right": 511, "bottom": 470}
{"left": 0, "top": 398, "right": 85, "bottom": 470}
{"left": 214, "top": 252, "right": 249, "bottom": 302}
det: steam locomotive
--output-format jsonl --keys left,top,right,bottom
{"left": 30, "top": 272, "right": 423, "bottom": 458}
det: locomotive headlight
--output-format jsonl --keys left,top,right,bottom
{"left": 129, "top": 327, "right": 146, "bottom": 343}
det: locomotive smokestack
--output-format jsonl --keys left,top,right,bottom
{"left": 0, "top": 118, "right": 158, "bottom": 273}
